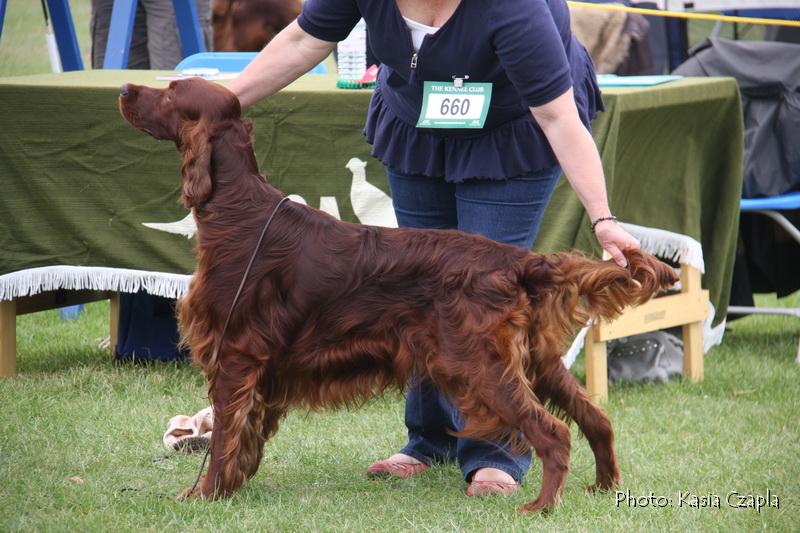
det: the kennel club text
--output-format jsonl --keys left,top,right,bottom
{"left": 615, "top": 489, "right": 779, "bottom": 511}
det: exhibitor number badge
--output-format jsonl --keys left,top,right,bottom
{"left": 417, "top": 81, "right": 492, "bottom": 129}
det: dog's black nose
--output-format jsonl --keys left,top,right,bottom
{"left": 120, "top": 84, "right": 130, "bottom": 97}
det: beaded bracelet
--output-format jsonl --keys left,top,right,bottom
{"left": 590, "top": 215, "right": 618, "bottom": 233}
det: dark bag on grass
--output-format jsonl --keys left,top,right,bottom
{"left": 607, "top": 331, "right": 683, "bottom": 384}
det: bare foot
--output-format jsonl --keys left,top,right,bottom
{"left": 466, "top": 468, "right": 519, "bottom": 497}
{"left": 367, "top": 453, "right": 429, "bottom": 478}
{"left": 384, "top": 453, "right": 423, "bottom": 465}
{"left": 472, "top": 467, "right": 516, "bottom": 484}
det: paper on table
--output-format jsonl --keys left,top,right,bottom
{"left": 597, "top": 74, "right": 682, "bottom": 87}
{"left": 156, "top": 68, "right": 238, "bottom": 81}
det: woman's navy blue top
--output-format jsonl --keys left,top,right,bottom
{"left": 298, "top": 0, "right": 603, "bottom": 182}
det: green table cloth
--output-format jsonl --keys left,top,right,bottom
{"left": 0, "top": 71, "right": 742, "bottom": 324}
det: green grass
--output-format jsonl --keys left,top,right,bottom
{"left": 2, "top": 296, "right": 799, "bottom": 532}
{"left": 0, "top": 0, "right": 92, "bottom": 76}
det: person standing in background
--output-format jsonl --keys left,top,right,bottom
{"left": 90, "top": 0, "right": 213, "bottom": 69}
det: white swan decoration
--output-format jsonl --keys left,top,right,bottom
{"left": 142, "top": 212, "right": 197, "bottom": 239}
{"left": 142, "top": 157, "right": 395, "bottom": 237}
{"left": 347, "top": 157, "right": 397, "bottom": 228}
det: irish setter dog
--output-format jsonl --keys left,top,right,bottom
{"left": 212, "top": 0, "right": 301, "bottom": 52}
{"left": 119, "top": 78, "right": 678, "bottom": 513}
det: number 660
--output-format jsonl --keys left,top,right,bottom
{"left": 440, "top": 98, "right": 471, "bottom": 116}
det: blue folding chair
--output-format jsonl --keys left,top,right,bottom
{"left": 728, "top": 192, "right": 800, "bottom": 363}
{"left": 0, "top": 0, "right": 6, "bottom": 44}
{"left": 175, "top": 52, "right": 328, "bottom": 74}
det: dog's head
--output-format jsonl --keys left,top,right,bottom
{"left": 118, "top": 77, "right": 244, "bottom": 208}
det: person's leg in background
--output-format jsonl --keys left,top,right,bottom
{"left": 455, "top": 165, "right": 562, "bottom": 249}
{"left": 370, "top": 168, "right": 460, "bottom": 473}
{"left": 140, "top": 0, "right": 185, "bottom": 69}
{"left": 90, "top": 0, "right": 150, "bottom": 69}
{"left": 386, "top": 168, "right": 457, "bottom": 230}
{"left": 371, "top": 165, "right": 561, "bottom": 492}
{"left": 196, "top": 0, "right": 214, "bottom": 52}
{"left": 452, "top": 165, "right": 562, "bottom": 488}
{"left": 141, "top": 0, "right": 214, "bottom": 70}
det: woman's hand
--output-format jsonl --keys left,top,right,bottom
{"left": 593, "top": 220, "right": 640, "bottom": 267}
{"left": 531, "top": 91, "right": 640, "bottom": 268}
{"left": 228, "top": 21, "right": 336, "bottom": 108}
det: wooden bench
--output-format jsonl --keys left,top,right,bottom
{"left": 567, "top": 223, "right": 711, "bottom": 403}
{"left": 585, "top": 261, "right": 709, "bottom": 403}
{"left": 0, "top": 290, "right": 120, "bottom": 377}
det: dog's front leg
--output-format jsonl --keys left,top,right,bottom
{"left": 180, "top": 362, "right": 268, "bottom": 499}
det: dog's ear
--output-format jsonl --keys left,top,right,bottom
{"left": 179, "top": 120, "right": 213, "bottom": 208}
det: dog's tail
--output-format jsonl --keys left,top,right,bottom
{"left": 518, "top": 249, "right": 679, "bottom": 363}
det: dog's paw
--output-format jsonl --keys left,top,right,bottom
{"left": 517, "top": 497, "right": 556, "bottom": 514}
{"left": 586, "top": 475, "right": 620, "bottom": 493}
{"left": 176, "top": 477, "right": 205, "bottom": 501}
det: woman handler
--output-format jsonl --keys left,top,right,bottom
{"left": 228, "top": 0, "right": 639, "bottom": 496}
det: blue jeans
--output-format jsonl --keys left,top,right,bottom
{"left": 386, "top": 165, "right": 562, "bottom": 482}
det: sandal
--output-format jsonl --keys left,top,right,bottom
{"left": 173, "top": 434, "right": 210, "bottom": 453}
{"left": 367, "top": 459, "right": 430, "bottom": 478}
{"left": 163, "top": 406, "right": 214, "bottom": 452}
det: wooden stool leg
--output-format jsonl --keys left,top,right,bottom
{"left": 682, "top": 321, "right": 704, "bottom": 382}
{"left": 0, "top": 299, "right": 17, "bottom": 377}
{"left": 680, "top": 264, "right": 704, "bottom": 382}
{"left": 585, "top": 329, "right": 608, "bottom": 404}
{"left": 109, "top": 292, "right": 120, "bottom": 356}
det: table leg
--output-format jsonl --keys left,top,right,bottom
{"left": 109, "top": 292, "right": 120, "bottom": 356}
{"left": 0, "top": 299, "right": 16, "bottom": 377}
{"left": 584, "top": 330, "right": 608, "bottom": 404}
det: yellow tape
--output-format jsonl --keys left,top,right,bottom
{"left": 567, "top": 1, "right": 800, "bottom": 28}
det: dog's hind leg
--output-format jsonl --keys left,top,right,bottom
{"left": 446, "top": 357, "right": 571, "bottom": 514}
{"left": 515, "top": 403, "right": 571, "bottom": 513}
{"left": 468, "top": 379, "right": 571, "bottom": 514}
{"left": 533, "top": 362, "right": 620, "bottom": 492}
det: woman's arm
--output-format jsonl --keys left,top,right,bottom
{"left": 227, "top": 21, "right": 337, "bottom": 108}
{"left": 531, "top": 88, "right": 639, "bottom": 266}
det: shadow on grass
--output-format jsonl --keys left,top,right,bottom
{"left": 14, "top": 301, "right": 196, "bottom": 376}
{"left": 17, "top": 345, "right": 194, "bottom": 376}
